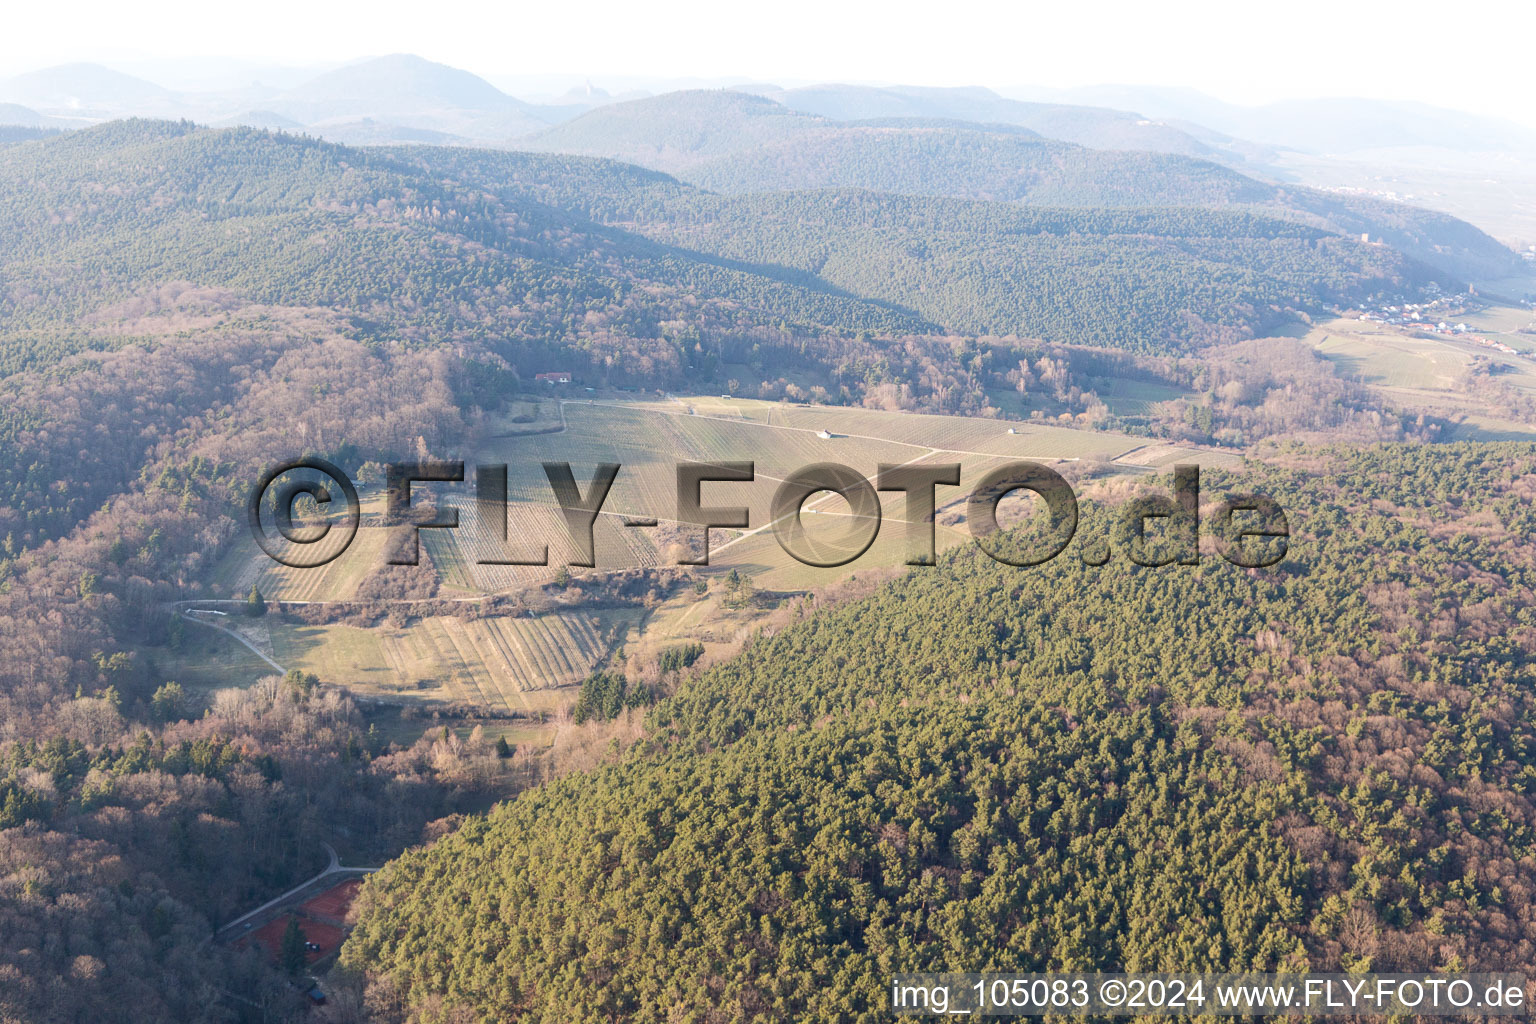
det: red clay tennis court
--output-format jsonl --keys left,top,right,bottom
{"left": 300, "top": 877, "right": 363, "bottom": 921}
{"left": 237, "top": 877, "right": 364, "bottom": 965}
{"left": 243, "top": 916, "right": 345, "bottom": 964}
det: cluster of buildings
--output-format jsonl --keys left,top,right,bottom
{"left": 1321, "top": 185, "right": 1415, "bottom": 205}
{"left": 1356, "top": 298, "right": 1522, "bottom": 355}
{"left": 1355, "top": 295, "right": 1464, "bottom": 328}
{"left": 1456, "top": 329, "right": 1518, "bottom": 355}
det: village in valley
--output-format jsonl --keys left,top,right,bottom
{"left": 1353, "top": 288, "right": 1536, "bottom": 357}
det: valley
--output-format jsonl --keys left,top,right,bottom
{"left": 159, "top": 392, "right": 1243, "bottom": 753}
{"left": 2, "top": 40, "right": 1535, "bottom": 1024}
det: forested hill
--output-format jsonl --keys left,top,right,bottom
{"left": 0, "top": 118, "right": 930, "bottom": 364}
{"left": 391, "top": 146, "right": 1445, "bottom": 352}
{"left": 0, "top": 120, "right": 1451, "bottom": 364}
{"left": 346, "top": 444, "right": 1536, "bottom": 1020}
{"left": 577, "top": 189, "right": 1433, "bottom": 351}
{"left": 528, "top": 91, "right": 1273, "bottom": 204}
{"left": 526, "top": 90, "right": 1523, "bottom": 285}
{"left": 0, "top": 121, "right": 1449, "bottom": 559}
{"left": 761, "top": 83, "right": 1255, "bottom": 165}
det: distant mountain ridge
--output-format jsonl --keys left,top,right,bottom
{"left": 528, "top": 90, "right": 820, "bottom": 164}
{"left": 525, "top": 90, "right": 1261, "bottom": 198}
{"left": 0, "top": 120, "right": 1457, "bottom": 362}
{"left": 7, "top": 57, "right": 1532, "bottom": 159}
{"left": 1044, "top": 85, "right": 1536, "bottom": 156}
{"left": 1, "top": 57, "right": 1528, "bottom": 280}
{"left": 756, "top": 83, "right": 1269, "bottom": 168}
{"left": 0, "top": 63, "right": 174, "bottom": 116}
{"left": 0, "top": 55, "right": 557, "bottom": 145}
{"left": 7, "top": 55, "right": 1533, "bottom": 167}
{"left": 525, "top": 90, "right": 1523, "bottom": 285}
{"left": 265, "top": 53, "right": 549, "bottom": 140}
{"left": 0, "top": 103, "right": 76, "bottom": 130}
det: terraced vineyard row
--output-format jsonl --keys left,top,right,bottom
{"left": 375, "top": 629, "right": 434, "bottom": 696}
{"left": 251, "top": 528, "right": 389, "bottom": 602}
{"left": 433, "top": 617, "right": 522, "bottom": 709}
{"left": 366, "top": 610, "right": 620, "bottom": 712}
{"left": 419, "top": 528, "right": 478, "bottom": 591}
{"left": 448, "top": 494, "right": 666, "bottom": 589}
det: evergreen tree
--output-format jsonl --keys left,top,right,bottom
{"left": 149, "top": 682, "right": 184, "bottom": 723}
{"left": 279, "top": 916, "right": 307, "bottom": 976}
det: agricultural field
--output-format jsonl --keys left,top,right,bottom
{"left": 210, "top": 489, "right": 394, "bottom": 603}
{"left": 361, "top": 705, "right": 555, "bottom": 752}
{"left": 490, "top": 398, "right": 566, "bottom": 434}
{"left": 1312, "top": 320, "right": 1474, "bottom": 389}
{"left": 468, "top": 396, "right": 1171, "bottom": 583}
{"left": 212, "top": 395, "right": 1217, "bottom": 604}
{"left": 1461, "top": 303, "right": 1536, "bottom": 353}
{"left": 450, "top": 499, "right": 663, "bottom": 594}
{"left": 1308, "top": 313, "right": 1536, "bottom": 442}
{"left": 702, "top": 449, "right": 1040, "bottom": 590}
{"left": 268, "top": 608, "right": 634, "bottom": 711}
{"left": 161, "top": 605, "right": 636, "bottom": 714}
{"left": 419, "top": 529, "right": 477, "bottom": 592}
{"left": 707, "top": 514, "right": 974, "bottom": 592}
{"left": 1113, "top": 443, "right": 1246, "bottom": 471}
{"left": 765, "top": 403, "right": 1140, "bottom": 457}
{"left": 1091, "top": 375, "right": 1190, "bottom": 416}
{"left": 180, "top": 394, "right": 1239, "bottom": 719}
{"left": 1312, "top": 309, "right": 1536, "bottom": 391}
{"left": 673, "top": 394, "right": 778, "bottom": 422}
{"left": 697, "top": 444, "right": 1244, "bottom": 591}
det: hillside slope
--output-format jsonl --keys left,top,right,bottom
{"left": 345, "top": 444, "right": 1536, "bottom": 1020}
{"left": 531, "top": 91, "right": 1263, "bottom": 204}
{"left": 268, "top": 53, "right": 551, "bottom": 140}
{"left": 610, "top": 190, "right": 1434, "bottom": 352}
{"left": 0, "top": 120, "right": 928, "bottom": 363}
{"left": 764, "top": 82, "right": 1261, "bottom": 166}
{"left": 0, "top": 62, "right": 175, "bottom": 117}
{"left": 529, "top": 91, "right": 1523, "bottom": 285}
{"left": 393, "top": 147, "right": 1448, "bottom": 353}
{"left": 0, "top": 121, "right": 1494, "bottom": 374}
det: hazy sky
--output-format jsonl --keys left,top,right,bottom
{"left": 6, "top": 0, "right": 1534, "bottom": 123}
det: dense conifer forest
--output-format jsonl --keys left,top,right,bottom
{"left": 345, "top": 445, "right": 1536, "bottom": 1020}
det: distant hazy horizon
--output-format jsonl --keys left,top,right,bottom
{"left": 4, "top": 55, "right": 1536, "bottom": 139}
{"left": 5, "top": 0, "right": 1534, "bottom": 128}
